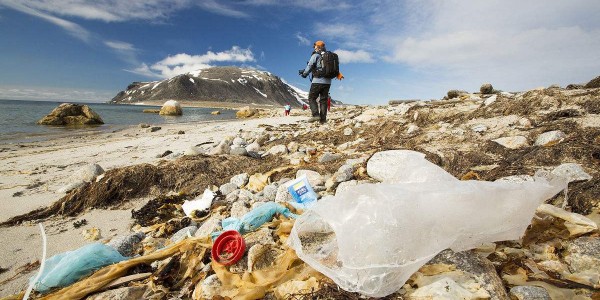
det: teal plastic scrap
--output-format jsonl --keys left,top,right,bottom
{"left": 31, "top": 243, "right": 126, "bottom": 293}
{"left": 211, "top": 202, "right": 296, "bottom": 239}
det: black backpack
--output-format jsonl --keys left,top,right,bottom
{"left": 314, "top": 51, "right": 339, "bottom": 79}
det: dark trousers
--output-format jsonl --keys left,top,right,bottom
{"left": 308, "top": 83, "right": 331, "bottom": 122}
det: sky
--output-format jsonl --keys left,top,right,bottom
{"left": 0, "top": 1, "right": 599, "bottom": 105}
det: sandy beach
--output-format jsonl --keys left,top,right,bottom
{"left": 1, "top": 87, "right": 599, "bottom": 298}
{"left": 0, "top": 113, "right": 305, "bottom": 296}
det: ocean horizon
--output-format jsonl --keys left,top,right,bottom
{"left": 0, "top": 99, "right": 237, "bottom": 144}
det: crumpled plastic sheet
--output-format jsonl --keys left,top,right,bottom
{"left": 31, "top": 243, "right": 126, "bottom": 293}
{"left": 288, "top": 150, "right": 567, "bottom": 297}
{"left": 211, "top": 202, "right": 296, "bottom": 239}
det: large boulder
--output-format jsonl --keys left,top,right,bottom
{"left": 236, "top": 106, "right": 258, "bottom": 118}
{"left": 159, "top": 100, "right": 182, "bottom": 116}
{"left": 584, "top": 75, "right": 600, "bottom": 88}
{"left": 480, "top": 83, "right": 494, "bottom": 94}
{"left": 447, "top": 90, "right": 468, "bottom": 99}
{"left": 37, "top": 103, "right": 104, "bottom": 125}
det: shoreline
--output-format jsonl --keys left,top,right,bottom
{"left": 0, "top": 113, "right": 308, "bottom": 296}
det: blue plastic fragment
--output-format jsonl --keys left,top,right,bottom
{"left": 30, "top": 243, "right": 126, "bottom": 293}
{"left": 211, "top": 202, "right": 296, "bottom": 239}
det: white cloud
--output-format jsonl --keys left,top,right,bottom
{"left": 295, "top": 32, "right": 311, "bottom": 46}
{"left": 0, "top": 0, "right": 192, "bottom": 22}
{"left": 197, "top": 0, "right": 249, "bottom": 18}
{"left": 0, "top": 0, "right": 91, "bottom": 41}
{"left": 0, "top": 85, "right": 114, "bottom": 102}
{"left": 104, "top": 40, "right": 140, "bottom": 65}
{"left": 373, "top": 0, "right": 600, "bottom": 93}
{"left": 314, "top": 22, "right": 360, "bottom": 40}
{"left": 131, "top": 46, "right": 256, "bottom": 78}
{"left": 242, "top": 0, "right": 351, "bottom": 10}
{"left": 334, "top": 49, "right": 374, "bottom": 63}
{"left": 104, "top": 40, "right": 135, "bottom": 51}
{"left": 0, "top": 0, "right": 256, "bottom": 21}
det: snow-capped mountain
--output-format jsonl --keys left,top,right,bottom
{"left": 110, "top": 67, "right": 308, "bottom": 107}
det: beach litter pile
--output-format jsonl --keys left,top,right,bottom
{"left": 1, "top": 83, "right": 600, "bottom": 299}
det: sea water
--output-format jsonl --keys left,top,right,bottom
{"left": 0, "top": 99, "right": 237, "bottom": 144}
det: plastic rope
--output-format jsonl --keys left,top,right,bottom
{"left": 23, "top": 223, "right": 47, "bottom": 300}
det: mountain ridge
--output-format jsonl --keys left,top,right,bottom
{"left": 109, "top": 66, "right": 309, "bottom": 107}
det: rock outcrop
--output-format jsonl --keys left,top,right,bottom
{"left": 585, "top": 75, "right": 600, "bottom": 88}
{"left": 159, "top": 100, "right": 182, "bottom": 116}
{"left": 37, "top": 103, "right": 104, "bottom": 125}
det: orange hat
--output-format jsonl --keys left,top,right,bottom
{"left": 313, "top": 40, "right": 325, "bottom": 48}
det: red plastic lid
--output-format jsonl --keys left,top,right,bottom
{"left": 211, "top": 230, "right": 246, "bottom": 266}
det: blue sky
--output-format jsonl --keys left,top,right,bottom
{"left": 0, "top": 0, "right": 599, "bottom": 105}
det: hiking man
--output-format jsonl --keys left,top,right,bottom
{"left": 284, "top": 104, "right": 291, "bottom": 116}
{"left": 299, "top": 40, "right": 343, "bottom": 123}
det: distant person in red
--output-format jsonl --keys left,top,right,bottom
{"left": 284, "top": 104, "right": 291, "bottom": 116}
{"left": 302, "top": 103, "right": 308, "bottom": 110}
{"left": 327, "top": 93, "right": 332, "bottom": 112}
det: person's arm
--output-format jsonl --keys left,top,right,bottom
{"left": 301, "top": 53, "right": 319, "bottom": 77}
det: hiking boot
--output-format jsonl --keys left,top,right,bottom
{"left": 319, "top": 119, "right": 327, "bottom": 124}
{"left": 308, "top": 117, "right": 320, "bottom": 122}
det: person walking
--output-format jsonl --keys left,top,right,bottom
{"left": 299, "top": 40, "right": 342, "bottom": 123}
{"left": 284, "top": 104, "right": 291, "bottom": 116}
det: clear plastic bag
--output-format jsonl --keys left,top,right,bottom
{"left": 288, "top": 151, "right": 567, "bottom": 297}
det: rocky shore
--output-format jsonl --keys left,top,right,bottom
{"left": 1, "top": 84, "right": 599, "bottom": 299}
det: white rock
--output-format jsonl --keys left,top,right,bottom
{"left": 200, "top": 274, "right": 222, "bottom": 299}
{"left": 184, "top": 146, "right": 202, "bottom": 156}
{"left": 170, "top": 226, "right": 198, "bottom": 242}
{"left": 159, "top": 100, "right": 182, "bottom": 116}
{"left": 518, "top": 118, "right": 533, "bottom": 128}
{"left": 410, "top": 277, "right": 489, "bottom": 300}
{"left": 229, "top": 146, "right": 247, "bottom": 156}
{"left": 87, "top": 286, "right": 147, "bottom": 300}
{"left": 244, "top": 227, "right": 275, "bottom": 248}
{"left": 492, "top": 136, "right": 529, "bottom": 149}
{"left": 407, "top": 124, "right": 420, "bottom": 134}
{"left": 296, "top": 170, "right": 324, "bottom": 186}
{"left": 57, "top": 180, "right": 85, "bottom": 193}
{"left": 219, "top": 183, "right": 238, "bottom": 195}
{"left": 335, "top": 164, "right": 355, "bottom": 182}
{"left": 230, "top": 173, "right": 250, "bottom": 187}
{"left": 287, "top": 141, "right": 299, "bottom": 153}
{"left": 551, "top": 163, "right": 592, "bottom": 183}
{"left": 267, "top": 144, "right": 288, "bottom": 156}
{"left": 509, "top": 286, "right": 551, "bottom": 300}
{"left": 194, "top": 215, "right": 224, "bottom": 238}
{"left": 274, "top": 181, "right": 294, "bottom": 203}
{"left": 318, "top": 152, "right": 342, "bottom": 163}
{"left": 471, "top": 124, "right": 488, "bottom": 133}
{"left": 232, "top": 137, "right": 247, "bottom": 146}
{"left": 262, "top": 184, "right": 278, "bottom": 201}
{"left": 245, "top": 141, "right": 260, "bottom": 152}
{"left": 343, "top": 128, "right": 353, "bottom": 136}
{"left": 484, "top": 94, "right": 497, "bottom": 106}
{"left": 535, "top": 130, "right": 566, "bottom": 146}
{"left": 208, "top": 142, "right": 230, "bottom": 155}
{"left": 230, "top": 201, "right": 251, "bottom": 218}
{"left": 73, "top": 164, "right": 104, "bottom": 182}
